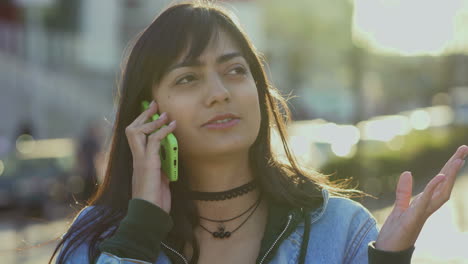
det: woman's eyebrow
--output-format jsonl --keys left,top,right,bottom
{"left": 167, "top": 52, "right": 243, "bottom": 73}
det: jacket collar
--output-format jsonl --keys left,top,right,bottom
{"left": 161, "top": 188, "right": 329, "bottom": 264}
{"left": 255, "top": 188, "right": 329, "bottom": 264}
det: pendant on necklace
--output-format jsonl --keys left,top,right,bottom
{"left": 213, "top": 224, "right": 231, "bottom": 239}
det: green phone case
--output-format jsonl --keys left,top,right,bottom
{"left": 141, "top": 101, "right": 178, "bottom": 182}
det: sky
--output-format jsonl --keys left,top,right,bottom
{"left": 353, "top": 0, "right": 468, "bottom": 56}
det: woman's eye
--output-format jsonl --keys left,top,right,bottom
{"left": 175, "top": 74, "right": 197, "bottom": 85}
{"left": 227, "top": 66, "right": 247, "bottom": 75}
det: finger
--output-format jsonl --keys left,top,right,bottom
{"left": 133, "top": 100, "right": 160, "bottom": 126}
{"left": 439, "top": 145, "right": 468, "bottom": 176}
{"left": 128, "top": 113, "right": 168, "bottom": 157}
{"left": 140, "top": 112, "right": 168, "bottom": 135}
{"left": 447, "top": 158, "right": 464, "bottom": 183}
{"left": 394, "top": 171, "right": 413, "bottom": 211}
{"left": 125, "top": 125, "right": 147, "bottom": 159}
{"left": 125, "top": 101, "right": 162, "bottom": 160}
{"left": 146, "top": 120, "right": 177, "bottom": 156}
{"left": 419, "top": 174, "right": 447, "bottom": 216}
{"left": 436, "top": 158, "right": 464, "bottom": 202}
{"left": 161, "top": 170, "right": 170, "bottom": 185}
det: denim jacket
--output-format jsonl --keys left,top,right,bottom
{"left": 57, "top": 187, "right": 406, "bottom": 264}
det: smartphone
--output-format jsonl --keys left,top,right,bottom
{"left": 141, "top": 100, "right": 178, "bottom": 182}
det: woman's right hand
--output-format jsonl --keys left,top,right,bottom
{"left": 125, "top": 100, "right": 176, "bottom": 214}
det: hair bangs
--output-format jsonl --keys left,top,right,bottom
{"left": 150, "top": 6, "right": 223, "bottom": 86}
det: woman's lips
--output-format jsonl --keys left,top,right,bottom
{"left": 202, "top": 118, "right": 240, "bottom": 129}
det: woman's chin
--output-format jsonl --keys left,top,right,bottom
{"left": 193, "top": 142, "right": 251, "bottom": 157}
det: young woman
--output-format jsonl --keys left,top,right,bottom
{"left": 50, "top": 2, "right": 468, "bottom": 264}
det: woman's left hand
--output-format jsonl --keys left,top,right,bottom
{"left": 375, "top": 145, "right": 468, "bottom": 252}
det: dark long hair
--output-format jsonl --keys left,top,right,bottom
{"left": 50, "top": 1, "right": 365, "bottom": 263}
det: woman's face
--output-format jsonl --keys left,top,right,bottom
{"left": 153, "top": 30, "right": 261, "bottom": 162}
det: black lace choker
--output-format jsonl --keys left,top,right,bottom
{"left": 187, "top": 180, "right": 257, "bottom": 201}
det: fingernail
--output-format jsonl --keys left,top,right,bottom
{"left": 462, "top": 145, "right": 467, "bottom": 159}
{"left": 160, "top": 112, "right": 167, "bottom": 118}
{"left": 169, "top": 120, "right": 176, "bottom": 126}
{"left": 440, "top": 175, "right": 447, "bottom": 184}
{"left": 150, "top": 100, "right": 155, "bottom": 107}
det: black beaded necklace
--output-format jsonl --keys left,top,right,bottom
{"left": 187, "top": 179, "right": 257, "bottom": 201}
{"left": 198, "top": 192, "right": 263, "bottom": 239}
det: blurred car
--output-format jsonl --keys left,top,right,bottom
{"left": 0, "top": 151, "right": 73, "bottom": 216}
{"left": 0, "top": 175, "right": 16, "bottom": 210}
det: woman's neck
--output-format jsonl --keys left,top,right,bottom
{"left": 184, "top": 152, "right": 253, "bottom": 191}
{"left": 182, "top": 153, "right": 263, "bottom": 233}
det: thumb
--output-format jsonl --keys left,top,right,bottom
{"left": 394, "top": 171, "right": 413, "bottom": 211}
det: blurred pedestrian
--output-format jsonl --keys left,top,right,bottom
{"left": 74, "top": 121, "right": 102, "bottom": 204}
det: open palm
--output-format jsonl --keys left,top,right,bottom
{"left": 375, "top": 145, "right": 468, "bottom": 252}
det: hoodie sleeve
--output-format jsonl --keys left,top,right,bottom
{"left": 97, "top": 198, "right": 174, "bottom": 263}
{"left": 367, "top": 241, "right": 414, "bottom": 264}
{"left": 57, "top": 199, "right": 173, "bottom": 264}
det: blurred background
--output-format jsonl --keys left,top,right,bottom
{"left": 0, "top": 0, "right": 467, "bottom": 263}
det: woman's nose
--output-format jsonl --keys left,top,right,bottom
{"left": 204, "top": 73, "right": 230, "bottom": 106}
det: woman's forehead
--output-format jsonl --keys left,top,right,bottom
{"left": 173, "top": 29, "right": 241, "bottom": 65}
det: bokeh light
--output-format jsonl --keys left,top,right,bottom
{"left": 15, "top": 134, "right": 35, "bottom": 154}
{"left": 0, "top": 160, "right": 4, "bottom": 176}
{"left": 410, "top": 110, "right": 431, "bottom": 130}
